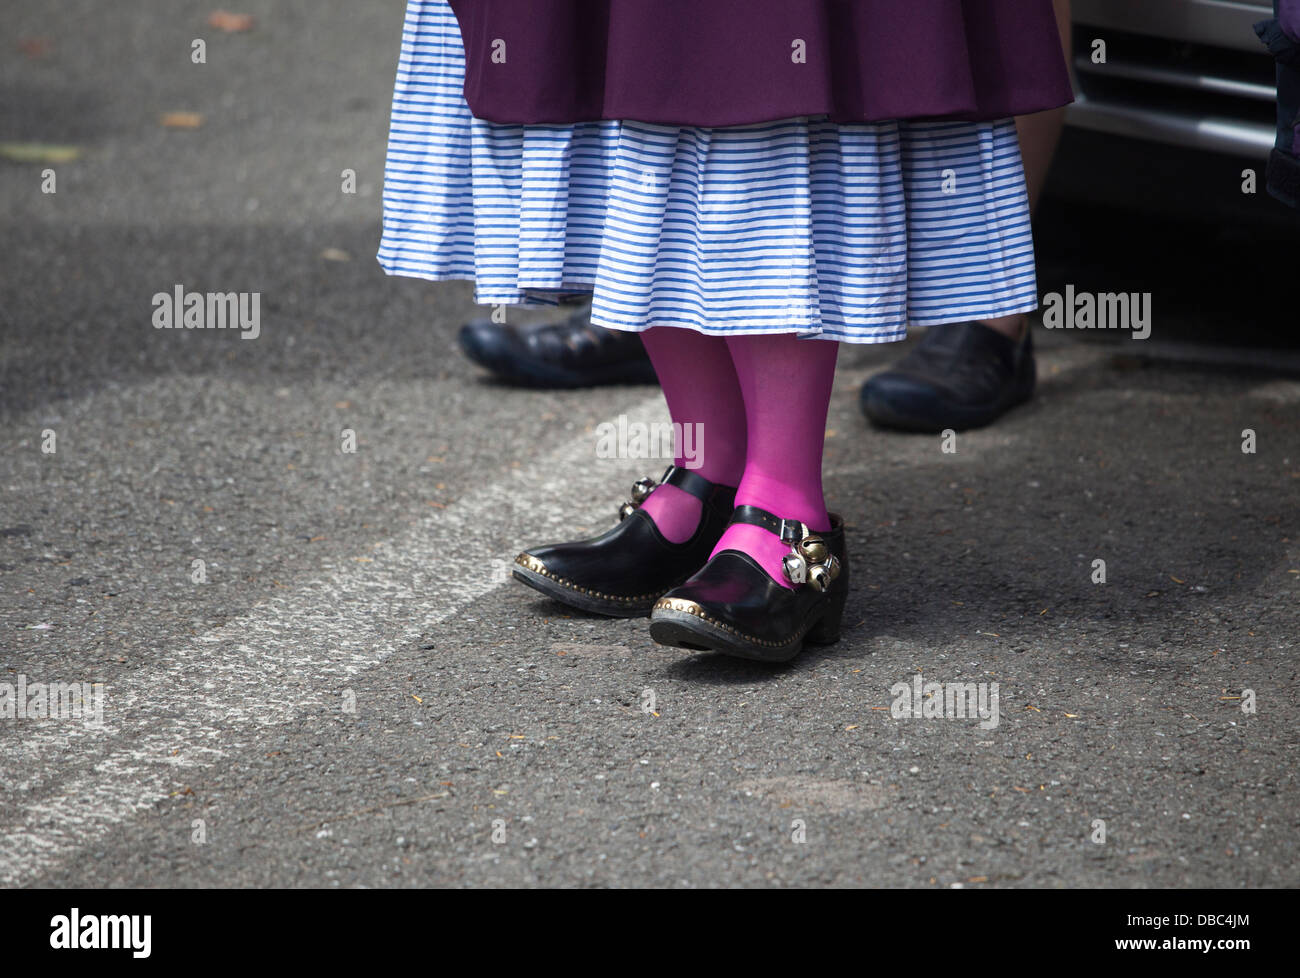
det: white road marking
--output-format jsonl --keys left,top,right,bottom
{"left": 0, "top": 394, "right": 665, "bottom": 885}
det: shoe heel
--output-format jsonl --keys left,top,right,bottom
{"left": 806, "top": 593, "right": 847, "bottom": 646}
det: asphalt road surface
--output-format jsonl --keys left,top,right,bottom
{"left": 2, "top": 1, "right": 1297, "bottom": 888}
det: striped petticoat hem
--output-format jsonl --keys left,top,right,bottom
{"left": 378, "top": 0, "right": 1040, "bottom": 344}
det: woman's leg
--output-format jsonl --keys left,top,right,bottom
{"left": 979, "top": 0, "right": 1072, "bottom": 341}
{"left": 637, "top": 327, "right": 747, "bottom": 542}
{"left": 714, "top": 333, "right": 839, "bottom": 587}
{"left": 514, "top": 324, "right": 744, "bottom": 617}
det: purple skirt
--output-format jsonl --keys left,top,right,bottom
{"left": 448, "top": 0, "right": 1073, "bottom": 127}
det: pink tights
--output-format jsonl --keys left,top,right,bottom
{"left": 637, "top": 327, "right": 838, "bottom": 589}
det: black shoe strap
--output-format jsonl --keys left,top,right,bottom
{"left": 729, "top": 505, "right": 807, "bottom": 544}
{"left": 660, "top": 465, "right": 728, "bottom": 505}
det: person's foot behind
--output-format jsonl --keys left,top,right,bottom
{"left": 457, "top": 304, "right": 657, "bottom": 388}
{"left": 859, "top": 320, "right": 1036, "bottom": 433}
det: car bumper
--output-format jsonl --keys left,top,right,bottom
{"left": 1068, "top": 0, "right": 1277, "bottom": 158}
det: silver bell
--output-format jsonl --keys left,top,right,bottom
{"left": 630, "top": 477, "right": 656, "bottom": 504}
{"left": 618, "top": 501, "right": 637, "bottom": 521}
{"left": 797, "top": 536, "right": 829, "bottom": 565}
{"left": 782, "top": 552, "right": 808, "bottom": 585}
{"left": 807, "top": 562, "right": 831, "bottom": 592}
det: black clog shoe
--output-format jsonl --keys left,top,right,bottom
{"left": 457, "top": 306, "right": 657, "bottom": 388}
{"left": 649, "top": 506, "right": 850, "bottom": 662}
{"left": 512, "top": 465, "right": 736, "bottom": 617}
{"left": 859, "top": 321, "right": 1035, "bottom": 433}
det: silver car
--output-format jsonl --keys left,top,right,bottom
{"left": 1052, "top": 0, "right": 1297, "bottom": 365}
{"left": 1069, "top": 0, "right": 1276, "bottom": 158}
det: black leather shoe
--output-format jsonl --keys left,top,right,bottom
{"left": 513, "top": 466, "right": 736, "bottom": 617}
{"left": 859, "top": 321, "right": 1035, "bottom": 432}
{"left": 458, "top": 305, "right": 657, "bottom": 388}
{"left": 649, "top": 506, "right": 849, "bottom": 663}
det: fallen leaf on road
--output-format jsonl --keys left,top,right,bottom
{"left": 160, "top": 112, "right": 204, "bottom": 129}
{"left": 320, "top": 247, "right": 351, "bottom": 262}
{"left": 0, "top": 142, "right": 81, "bottom": 164}
{"left": 19, "top": 38, "right": 52, "bottom": 58}
{"left": 208, "top": 10, "right": 255, "bottom": 32}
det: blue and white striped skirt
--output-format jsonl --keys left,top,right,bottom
{"left": 379, "top": 0, "right": 1039, "bottom": 345}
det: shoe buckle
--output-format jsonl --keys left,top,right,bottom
{"left": 777, "top": 518, "right": 806, "bottom": 545}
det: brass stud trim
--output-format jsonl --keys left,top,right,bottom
{"left": 656, "top": 597, "right": 703, "bottom": 615}
{"left": 514, "top": 553, "right": 664, "bottom": 604}
{"left": 516, "top": 553, "right": 547, "bottom": 575}
{"left": 651, "top": 597, "right": 823, "bottom": 649}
